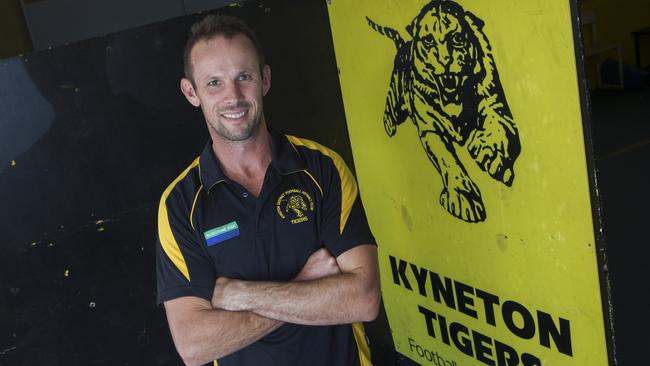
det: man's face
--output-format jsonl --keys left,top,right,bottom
{"left": 181, "top": 34, "right": 270, "bottom": 143}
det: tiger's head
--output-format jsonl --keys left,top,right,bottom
{"left": 407, "top": 1, "right": 489, "bottom": 112}
{"left": 286, "top": 195, "right": 308, "bottom": 217}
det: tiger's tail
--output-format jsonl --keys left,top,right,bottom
{"left": 366, "top": 16, "right": 404, "bottom": 48}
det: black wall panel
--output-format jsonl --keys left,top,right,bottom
{"left": 1, "top": 0, "right": 394, "bottom": 364}
{"left": 21, "top": 0, "right": 238, "bottom": 51}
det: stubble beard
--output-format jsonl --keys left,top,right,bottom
{"left": 212, "top": 102, "right": 261, "bottom": 142}
{"left": 215, "top": 117, "right": 257, "bottom": 142}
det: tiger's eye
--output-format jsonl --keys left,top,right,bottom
{"left": 422, "top": 34, "right": 435, "bottom": 47}
{"left": 451, "top": 33, "right": 466, "bottom": 47}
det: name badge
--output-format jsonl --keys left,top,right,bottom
{"left": 204, "top": 221, "right": 239, "bottom": 246}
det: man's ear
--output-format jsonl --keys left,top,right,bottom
{"left": 262, "top": 65, "right": 271, "bottom": 96}
{"left": 180, "top": 78, "right": 201, "bottom": 107}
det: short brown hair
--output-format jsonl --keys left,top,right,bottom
{"left": 183, "top": 14, "right": 265, "bottom": 83}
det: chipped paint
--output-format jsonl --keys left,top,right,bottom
{"left": 64, "top": 270, "right": 70, "bottom": 277}
{"left": 97, "top": 227, "right": 105, "bottom": 232}
{"left": 496, "top": 233, "right": 508, "bottom": 252}
{"left": 89, "top": 302, "right": 96, "bottom": 308}
{"left": 401, "top": 205, "right": 413, "bottom": 232}
{"left": 0, "top": 346, "right": 17, "bottom": 355}
{"left": 10, "top": 160, "right": 16, "bottom": 167}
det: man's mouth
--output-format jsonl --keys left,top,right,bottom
{"left": 220, "top": 110, "right": 248, "bottom": 119}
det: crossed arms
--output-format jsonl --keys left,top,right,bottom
{"left": 164, "top": 244, "right": 380, "bottom": 366}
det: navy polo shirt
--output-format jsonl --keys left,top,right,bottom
{"left": 155, "top": 128, "right": 375, "bottom": 366}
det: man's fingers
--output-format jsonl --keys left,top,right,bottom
{"left": 296, "top": 247, "right": 340, "bottom": 281}
{"left": 306, "top": 248, "right": 329, "bottom": 261}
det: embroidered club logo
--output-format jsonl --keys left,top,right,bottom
{"left": 276, "top": 189, "right": 314, "bottom": 224}
{"left": 204, "top": 221, "right": 240, "bottom": 246}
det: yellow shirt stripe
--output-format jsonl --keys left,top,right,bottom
{"left": 352, "top": 322, "right": 372, "bottom": 366}
{"left": 287, "top": 135, "right": 359, "bottom": 234}
{"left": 302, "top": 169, "right": 324, "bottom": 197}
{"left": 189, "top": 185, "right": 203, "bottom": 230}
{"left": 158, "top": 157, "right": 200, "bottom": 282}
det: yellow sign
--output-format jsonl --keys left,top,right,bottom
{"left": 327, "top": 1, "right": 609, "bottom": 365}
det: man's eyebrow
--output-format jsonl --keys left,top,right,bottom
{"left": 197, "top": 67, "right": 256, "bottom": 82}
{"left": 198, "top": 74, "right": 220, "bottom": 82}
{"left": 238, "top": 67, "right": 256, "bottom": 74}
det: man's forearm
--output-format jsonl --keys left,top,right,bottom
{"left": 164, "top": 297, "right": 282, "bottom": 366}
{"left": 215, "top": 271, "right": 379, "bottom": 326}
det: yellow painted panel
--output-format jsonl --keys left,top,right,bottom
{"left": 327, "top": 1, "right": 608, "bottom": 365}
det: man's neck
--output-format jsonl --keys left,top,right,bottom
{"left": 210, "top": 123, "right": 273, "bottom": 196}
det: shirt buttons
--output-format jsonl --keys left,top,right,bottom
{"left": 242, "top": 192, "right": 249, "bottom": 198}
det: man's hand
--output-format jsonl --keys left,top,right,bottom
{"left": 209, "top": 245, "right": 379, "bottom": 325}
{"left": 164, "top": 296, "right": 281, "bottom": 365}
{"left": 294, "top": 247, "right": 341, "bottom": 281}
{"left": 212, "top": 247, "right": 342, "bottom": 311}
{"left": 212, "top": 277, "right": 237, "bottom": 311}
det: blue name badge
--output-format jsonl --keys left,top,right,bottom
{"left": 204, "top": 221, "right": 240, "bottom": 246}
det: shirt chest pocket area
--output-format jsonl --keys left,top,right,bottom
{"left": 204, "top": 215, "right": 323, "bottom": 282}
{"left": 203, "top": 224, "right": 268, "bottom": 280}
{"left": 264, "top": 213, "right": 323, "bottom": 281}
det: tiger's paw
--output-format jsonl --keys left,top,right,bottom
{"left": 384, "top": 115, "right": 397, "bottom": 137}
{"left": 439, "top": 175, "right": 486, "bottom": 223}
{"left": 467, "top": 124, "right": 517, "bottom": 186}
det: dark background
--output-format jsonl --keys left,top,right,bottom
{"left": 0, "top": 0, "right": 396, "bottom": 364}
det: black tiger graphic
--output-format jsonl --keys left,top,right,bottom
{"left": 367, "top": 0, "right": 520, "bottom": 223}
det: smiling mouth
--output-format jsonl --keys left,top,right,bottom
{"left": 220, "top": 110, "right": 248, "bottom": 119}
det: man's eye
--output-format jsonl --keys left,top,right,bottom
{"left": 238, "top": 73, "right": 252, "bottom": 81}
{"left": 207, "top": 80, "right": 221, "bottom": 87}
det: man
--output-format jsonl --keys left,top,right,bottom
{"left": 156, "top": 14, "right": 380, "bottom": 366}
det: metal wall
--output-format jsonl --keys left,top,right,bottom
{"left": 1, "top": 0, "right": 394, "bottom": 364}
{"left": 22, "top": 0, "right": 236, "bottom": 50}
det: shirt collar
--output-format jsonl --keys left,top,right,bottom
{"left": 199, "top": 127, "right": 305, "bottom": 192}
{"left": 269, "top": 127, "right": 305, "bottom": 175}
{"left": 198, "top": 141, "right": 227, "bottom": 191}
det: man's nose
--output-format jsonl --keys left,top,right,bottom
{"left": 223, "top": 82, "right": 244, "bottom": 104}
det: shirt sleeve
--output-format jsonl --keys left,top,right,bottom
{"left": 156, "top": 185, "right": 214, "bottom": 305}
{"left": 319, "top": 154, "right": 376, "bottom": 257}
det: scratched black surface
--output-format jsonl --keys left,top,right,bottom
{"left": 0, "top": 0, "right": 395, "bottom": 364}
